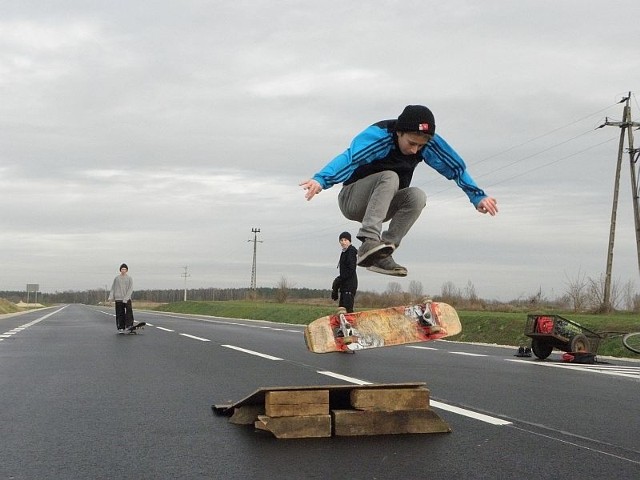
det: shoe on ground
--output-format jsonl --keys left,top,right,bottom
{"left": 366, "top": 255, "right": 408, "bottom": 277}
{"left": 117, "top": 329, "right": 125, "bottom": 334}
{"left": 357, "top": 239, "right": 394, "bottom": 267}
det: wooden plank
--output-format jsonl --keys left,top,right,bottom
{"left": 212, "top": 383, "right": 426, "bottom": 415}
{"left": 332, "top": 409, "right": 451, "bottom": 436}
{"left": 255, "top": 415, "right": 332, "bottom": 439}
{"left": 265, "top": 390, "right": 329, "bottom": 417}
{"left": 229, "top": 404, "right": 264, "bottom": 425}
{"left": 350, "top": 387, "right": 430, "bottom": 411}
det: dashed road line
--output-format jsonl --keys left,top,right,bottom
{"left": 430, "top": 400, "right": 512, "bottom": 425}
{"left": 179, "top": 333, "right": 210, "bottom": 342}
{"left": 450, "top": 352, "right": 488, "bottom": 357}
{"left": 221, "top": 345, "right": 282, "bottom": 360}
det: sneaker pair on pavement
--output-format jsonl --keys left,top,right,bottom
{"left": 357, "top": 239, "right": 407, "bottom": 277}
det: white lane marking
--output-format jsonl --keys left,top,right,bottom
{"left": 450, "top": 352, "right": 488, "bottom": 357}
{"left": 406, "top": 346, "right": 438, "bottom": 351}
{"left": 156, "top": 327, "right": 174, "bottom": 332}
{"left": 317, "top": 371, "right": 372, "bottom": 385}
{"left": 316, "top": 371, "right": 511, "bottom": 425}
{"left": 0, "top": 306, "right": 68, "bottom": 342}
{"left": 179, "top": 333, "right": 210, "bottom": 342}
{"left": 430, "top": 400, "right": 512, "bottom": 425}
{"left": 221, "top": 345, "right": 282, "bottom": 360}
{"left": 508, "top": 358, "right": 640, "bottom": 379}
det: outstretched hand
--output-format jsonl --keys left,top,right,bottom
{"left": 477, "top": 197, "right": 498, "bottom": 216}
{"left": 300, "top": 179, "right": 323, "bottom": 201}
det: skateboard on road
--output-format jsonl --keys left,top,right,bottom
{"left": 126, "top": 322, "right": 146, "bottom": 334}
{"left": 304, "top": 301, "right": 461, "bottom": 353}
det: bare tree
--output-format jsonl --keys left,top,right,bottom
{"left": 464, "top": 280, "right": 478, "bottom": 302}
{"left": 587, "top": 274, "right": 620, "bottom": 312}
{"left": 440, "top": 281, "right": 461, "bottom": 305}
{"left": 408, "top": 280, "right": 424, "bottom": 301}
{"left": 384, "top": 282, "right": 406, "bottom": 306}
{"left": 620, "top": 279, "right": 637, "bottom": 312}
{"left": 275, "top": 276, "right": 295, "bottom": 303}
{"left": 564, "top": 269, "right": 589, "bottom": 312}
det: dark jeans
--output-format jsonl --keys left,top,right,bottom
{"left": 115, "top": 300, "right": 134, "bottom": 329}
{"left": 339, "top": 291, "right": 356, "bottom": 313}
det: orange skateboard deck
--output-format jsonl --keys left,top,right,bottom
{"left": 304, "top": 301, "right": 461, "bottom": 353}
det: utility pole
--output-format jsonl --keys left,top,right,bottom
{"left": 248, "top": 228, "right": 263, "bottom": 293}
{"left": 601, "top": 92, "right": 640, "bottom": 311}
{"left": 181, "top": 266, "right": 191, "bottom": 301}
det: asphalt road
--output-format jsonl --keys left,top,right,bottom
{"left": 1, "top": 305, "right": 639, "bottom": 479}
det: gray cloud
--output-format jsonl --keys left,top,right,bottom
{"left": 1, "top": 1, "right": 639, "bottom": 301}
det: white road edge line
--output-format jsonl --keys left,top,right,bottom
{"left": 221, "top": 345, "right": 283, "bottom": 360}
{"left": 179, "top": 333, "right": 210, "bottom": 342}
{"left": 156, "top": 327, "right": 174, "bottom": 332}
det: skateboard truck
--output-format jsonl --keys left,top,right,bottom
{"left": 414, "top": 304, "right": 442, "bottom": 334}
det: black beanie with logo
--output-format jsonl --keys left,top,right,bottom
{"left": 395, "top": 105, "right": 436, "bottom": 135}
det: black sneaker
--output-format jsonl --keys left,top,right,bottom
{"left": 357, "top": 239, "right": 394, "bottom": 267}
{"left": 366, "top": 255, "right": 408, "bottom": 277}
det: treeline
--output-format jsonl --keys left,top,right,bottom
{"left": 0, "top": 287, "right": 331, "bottom": 305}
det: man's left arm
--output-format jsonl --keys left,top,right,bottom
{"left": 422, "top": 134, "right": 497, "bottom": 213}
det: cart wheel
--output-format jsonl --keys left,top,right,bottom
{"left": 570, "top": 334, "right": 590, "bottom": 353}
{"left": 531, "top": 339, "right": 553, "bottom": 359}
{"left": 622, "top": 332, "right": 640, "bottom": 354}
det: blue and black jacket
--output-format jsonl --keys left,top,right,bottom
{"left": 312, "top": 119, "right": 487, "bottom": 207}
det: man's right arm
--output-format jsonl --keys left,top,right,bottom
{"left": 301, "top": 124, "right": 392, "bottom": 200}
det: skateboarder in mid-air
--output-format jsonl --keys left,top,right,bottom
{"left": 300, "top": 105, "right": 498, "bottom": 277}
{"left": 108, "top": 263, "right": 134, "bottom": 333}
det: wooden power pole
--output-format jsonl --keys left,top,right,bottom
{"left": 602, "top": 93, "right": 640, "bottom": 311}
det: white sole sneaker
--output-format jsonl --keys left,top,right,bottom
{"left": 357, "top": 242, "right": 394, "bottom": 267}
{"left": 366, "top": 265, "right": 408, "bottom": 277}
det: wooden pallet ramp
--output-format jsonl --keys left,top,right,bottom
{"left": 213, "top": 383, "right": 451, "bottom": 439}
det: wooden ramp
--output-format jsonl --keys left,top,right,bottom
{"left": 212, "top": 382, "right": 451, "bottom": 439}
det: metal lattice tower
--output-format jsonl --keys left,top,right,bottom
{"left": 181, "top": 266, "right": 191, "bottom": 301}
{"left": 248, "top": 228, "right": 263, "bottom": 291}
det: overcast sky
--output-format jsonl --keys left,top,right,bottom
{"left": 2, "top": 1, "right": 640, "bottom": 302}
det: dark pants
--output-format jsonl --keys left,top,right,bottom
{"left": 339, "top": 291, "right": 356, "bottom": 313}
{"left": 115, "top": 300, "right": 134, "bottom": 329}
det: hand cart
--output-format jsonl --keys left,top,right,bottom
{"left": 524, "top": 314, "right": 602, "bottom": 359}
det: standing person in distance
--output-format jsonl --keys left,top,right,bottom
{"left": 108, "top": 263, "right": 134, "bottom": 334}
{"left": 300, "top": 105, "right": 498, "bottom": 276}
{"left": 331, "top": 231, "right": 358, "bottom": 313}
